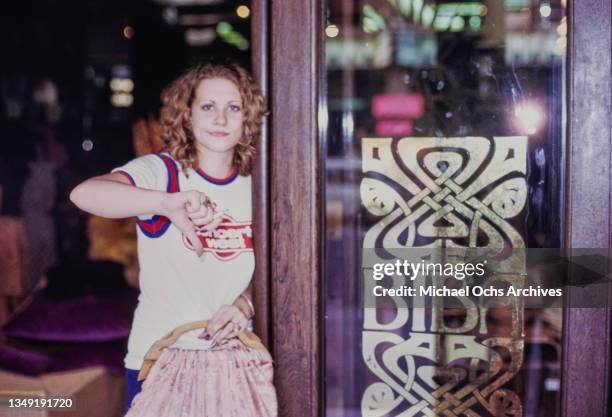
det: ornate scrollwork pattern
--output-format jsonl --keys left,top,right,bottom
{"left": 361, "top": 137, "right": 527, "bottom": 416}
{"left": 361, "top": 136, "right": 527, "bottom": 250}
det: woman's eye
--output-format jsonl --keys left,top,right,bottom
{"left": 229, "top": 105, "right": 241, "bottom": 112}
{"left": 201, "top": 104, "right": 213, "bottom": 111}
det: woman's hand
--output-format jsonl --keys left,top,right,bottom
{"left": 69, "top": 174, "right": 222, "bottom": 259}
{"left": 198, "top": 304, "right": 248, "bottom": 345}
{"left": 159, "top": 190, "right": 223, "bottom": 257}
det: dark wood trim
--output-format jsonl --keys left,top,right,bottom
{"left": 270, "top": 0, "right": 322, "bottom": 416}
{"left": 562, "top": 0, "right": 612, "bottom": 416}
{"left": 251, "top": 0, "right": 271, "bottom": 348}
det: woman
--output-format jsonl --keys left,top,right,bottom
{"left": 70, "top": 63, "right": 273, "bottom": 415}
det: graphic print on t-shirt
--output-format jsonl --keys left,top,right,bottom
{"left": 182, "top": 214, "right": 253, "bottom": 261}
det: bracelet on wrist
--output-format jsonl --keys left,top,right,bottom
{"left": 239, "top": 294, "right": 255, "bottom": 319}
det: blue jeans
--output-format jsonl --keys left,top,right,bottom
{"left": 124, "top": 368, "right": 143, "bottom": 412}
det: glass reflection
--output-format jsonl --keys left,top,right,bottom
{"left": 323, "top": 1, "right": 566, "bottom": 416}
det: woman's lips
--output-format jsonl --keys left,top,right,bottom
{"left": 207, "top": 131, "right": 230, "bottom": 137}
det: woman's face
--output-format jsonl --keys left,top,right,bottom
{"left": 190, "top": 77, "right": 244, "bottom": 158}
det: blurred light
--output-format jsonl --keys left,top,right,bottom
{"left": 539, "top": 4, "right": 551, "bottom": 18}
{"left": 342, "top": 112, "right": 354, "bottom": 137}
{"left": 216, "top": 21, "right": 232, "bottom": 36}
{"left": 450, "top": 16, "right": 465, "bottom": 31}
{"left": 236, "top": 5, "right": 250, "bottom": 18}
{"left": 325, "top": 24, "right": 339, "bottom": 38}
{"left": 436, "top": 3, "right": 487, "bottom": 17}
{"left": 412, "top": 0, "right": 423, "bottom": 22}
{"left": 469, "top": 15, "right": 481, "bottom": 30}
{"left": 112, "top": 65, "right": 131, "bottom": 79}
{"left": 124, "top": 79, "right": 134, "bottom": 92}
{"left": 162, "top": 7, "right": 179, "bottom": 24}
{"left": 185, "top": 28, "right": 216, "bottom": 46}
{"left": 123, "top": 25, "right": 134, "bottom": 39}
{"left": 556, "top": 18, "right": 567, "bottom": 36}
{"left": 215, "top": 21, "right": 249, "bottom": 50}
{"left": 111, "top": 93, "right": 134, "bottom": 107}
{"left": 515, "top": 102, "right": 544, "bottom": 135}
{"left": 227, "top": 32, "right": 241, "bottom": 43}
{"left": 318, "top": 102, "right": 328, "bottom": 133}
{"left": 82, "top": 139, "right": 94, "bottom": 152}
{"left": 554, "top": 43, "right": 566, "bottom": 56}
{"left": 33, "top": 79, "right": 58, "bottom": 105}
{"left": 237, "top": 39, "right": 250, "bottom": 50}
{"left": 433, "top": 16, "right": 452, "bottom": 31}
{"left": 554, "top": 36, "right": 567, "bottom": 56}
{"left": 376, "top": 120, "right": 413, "bottom": 136}
{"left": 555, "top": 36, "right": 567, "bottom": 48}
{"left": 110, "top": 78, "right": 134, "bottom": 93}
{"left": 372, "top": 93, "right": 425, "bottom": 119}
{"left": 397, "top": 0, "right": 412, "bottom": 16}
{"left": 326, "top": 35, "right": 393, "bottom": 69}
{"left": 421, "top": 5, "right": 435, "bottom": 27}
{"left": 545, "top": 377, "right": 561, "bottom": 391}
{"left": 94, "top": 76, "right": 105, "bottom": 88}
{"left": 363, "top": 4, "right": 386, "bottom": 33}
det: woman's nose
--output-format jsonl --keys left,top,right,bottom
{"left": 213, "top": 110, "right": 228, "bottom": 125}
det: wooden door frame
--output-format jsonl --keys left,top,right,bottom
{"left": 253, "top": 1, "right": 612, "bottom": 417}
{"left": 269, "top": 0, "right": 323, "bottom": 416}
{"left": 252, "top": 1, "right": 322, "bottom": 417}
{"left": 251, "top": 0, "right": 271, "bottom": 347}
{"left": 561, "top": 1, "right": 612, "bottom": 416}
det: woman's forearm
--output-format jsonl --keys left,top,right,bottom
{"left": 234, "top": 281, "right": 255, "bottom": 319}
{"left": 70, "top": 176, "right": 167, "bottom": 219}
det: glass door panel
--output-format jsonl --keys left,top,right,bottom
{"left": 322, "top": 1, "right": 567, "bottom": 416}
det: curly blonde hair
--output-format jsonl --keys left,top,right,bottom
{"left": 159, "top": 63, "right": 266, "bottom": 176}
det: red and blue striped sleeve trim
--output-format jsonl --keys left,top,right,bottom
{"left": 135, "top": 154, "right": 180, "bottom": 238}
{"left": 114, "top": 170, "right": 136, "bottom": 185}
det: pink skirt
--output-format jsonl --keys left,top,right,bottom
{"left": 125, "top": 340, "right": 278, "bottom": 417}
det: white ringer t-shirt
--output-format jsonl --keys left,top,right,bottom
{"left": 112, "top": 152, "right": 254, "bottom": 370}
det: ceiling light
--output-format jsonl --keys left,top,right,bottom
{"left": 236, "top": 5, "right": 250, "bottom": 19}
